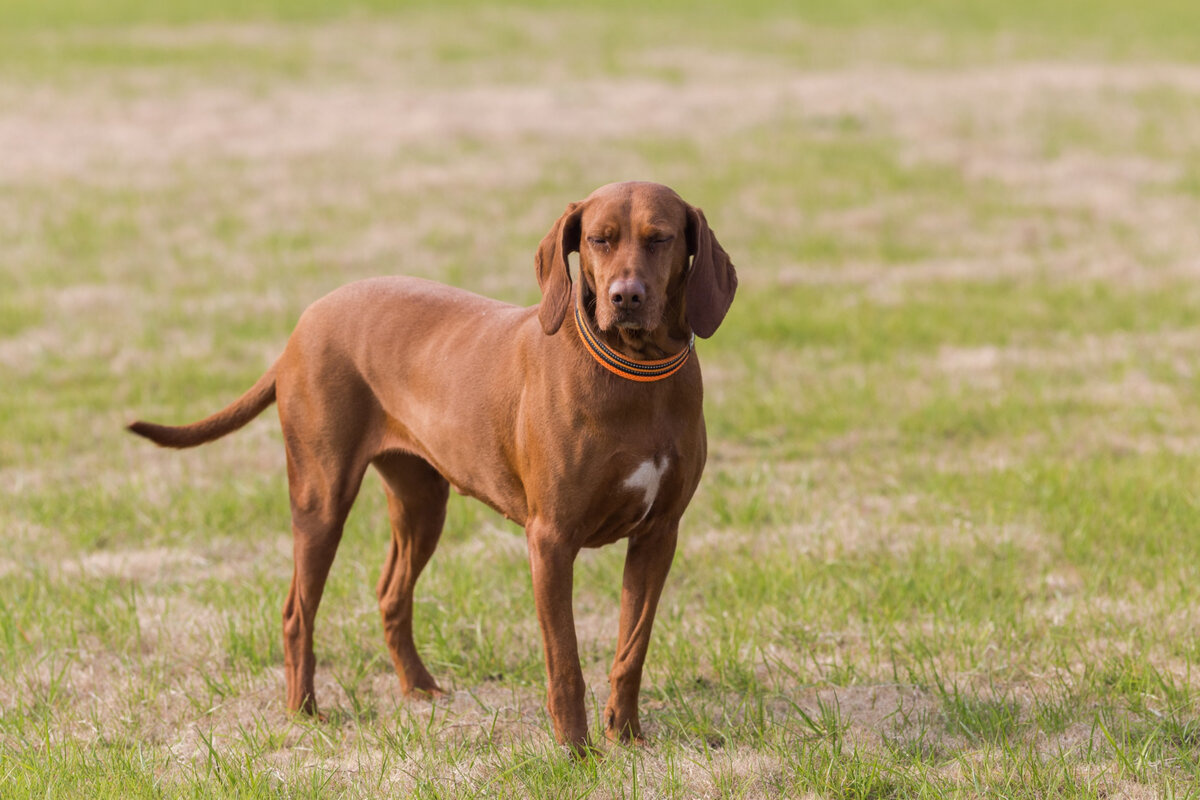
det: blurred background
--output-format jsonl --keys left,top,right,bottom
{"left": 3, "top": 1, "right": 1200, "bottom": 796}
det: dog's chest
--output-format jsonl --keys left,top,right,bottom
{"left": 622, "top": 454, "right": 671, "bottom": 523}
{"left": 580, "top": 440, "right": 697, "bottom": 544}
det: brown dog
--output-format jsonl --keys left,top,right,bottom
{"left": 128, "top": 181, "right": 737, "bottom": 751}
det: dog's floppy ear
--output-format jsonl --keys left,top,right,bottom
{"left": 685, "top": 204, "right": 738, "bottom": 338}
{"left": 536, "top": 201, "right": 584, "bottom": 335}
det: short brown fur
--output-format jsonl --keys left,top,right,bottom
{"left": 128, "top": 182, "right": 737, "bottom": 752}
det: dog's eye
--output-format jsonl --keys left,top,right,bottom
{"left": 647, "top": 235, "right": 673, "bottom": 247}
{"left": 587, "top": 237, "right": 609, "bottom": 248}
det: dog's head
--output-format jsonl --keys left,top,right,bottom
{"left": 535, "top": 182, "right": 737, "bottom": 340}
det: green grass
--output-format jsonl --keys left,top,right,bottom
{"left": 4, "top": 0, "right": 1200, "bottom": 797}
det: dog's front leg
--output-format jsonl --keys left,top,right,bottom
{"left": 526, "top": 519, "right": 589, "bottom": 753}
{"left": 604, "top": 523, "right": 678, "bottom": 744}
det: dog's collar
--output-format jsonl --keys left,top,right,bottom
{"left": 573, "top": 301, "right": 693, "bottom": 382}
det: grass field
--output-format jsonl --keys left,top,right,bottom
{"left": 4, "top": 1, "right": 1200, "bottom": 796}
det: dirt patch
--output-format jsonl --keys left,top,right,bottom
{"left": 68, "top": 545, "right": 211, "bottom": 580}
{"left": 933, "top": 330, "right": 1200, "bottom": 378}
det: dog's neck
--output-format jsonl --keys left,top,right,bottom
{"left": 612, "top": 325, "right": 682, "bottom": 360}
{"left": 572, "top": 298, "right": 693, "bottom": 383}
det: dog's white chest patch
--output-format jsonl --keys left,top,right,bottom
{"left": 624, "top": 455, "right": 670, "bottom": 521}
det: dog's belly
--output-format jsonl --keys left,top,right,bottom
{"left": 375, "top": 392, "right": 529, "bottom": 524}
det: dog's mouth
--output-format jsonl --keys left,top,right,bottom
{"left": 604, "top": 297, "right": 657, "bottom": 333}
{"left": 582, "top": 279, "right": 657, "bottom": 334}
{"left": 603, "top": 310, "right": 658, "bottom": 335}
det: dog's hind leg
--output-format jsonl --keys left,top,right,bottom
{"left": 281, "top": 474, "right": 365, "bottom": 716}
{"left": 373, "top": 452, "right": 449, "bottom": 697}
{"left": 278, "top": 394, "right": 372, "bottom": 717}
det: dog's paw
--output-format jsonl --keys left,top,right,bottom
{"left": 402, "top": 680, "right": 448, "bottom": 701}
{"left": 560, "top": 735, "right": 600, "bottom": 760}
{"left": 604, "top": 727, "right": 646, "bottom": 747}
{"left": 603, "top": 707, "right": 644, "bottom": 746}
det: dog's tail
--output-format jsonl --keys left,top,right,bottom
{"left": 127, "top": 364, "right": 278, "bottom": 449}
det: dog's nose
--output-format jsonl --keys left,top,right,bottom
{"left": 609, "top": 278, "right": 645, "bottom": 310}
